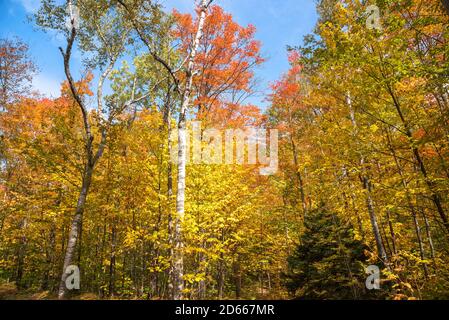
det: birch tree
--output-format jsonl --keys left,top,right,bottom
{"left": 116, "top": 0, "right": 214, "bottom": 300}
{"left": 35, "top": 0, "right": 150, "bottom": 299}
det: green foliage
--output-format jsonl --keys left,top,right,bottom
{"left": 285, "top": 207, "right": 376, "bottom": 300}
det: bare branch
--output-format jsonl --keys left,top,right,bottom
{"left": 59, "top": 25, "right": 94, "bottom": 164}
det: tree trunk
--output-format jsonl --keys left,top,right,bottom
{"left": 412, "top": 211, "right": 429, "bottom": 278}
{"left": 386, "top": 210, "right": 397, "bottom": 255}
{"left": 172, "top": 0, "right": 211, "bottom": 300}
{"left": 165, "top": 87, "right": 176, "bottom": 298}
{"left": 421, "top": 208, "right": 437, "bottom": 270}
{"left": 290, "top": 136, "right": 307, "bottom": 217}
{"left": 42, "top": 222, "right": 56, "bottom": 290}
{"left": 108, "top": 220, "right": 117, "bottom": 297}
{"left": 363, "top": 176, "right": 388, "bottom": 263}
{"left": 58, "top": 165, "right": 93, "bottom": 299}
{"left": 233, "top": 260, "right": 242, "bottom": 299}
{"left": 386, "top": 127, "right": 429, "bottom": 274}
{"left": 217, "top": 256, "right": 225, "bottom": 300}
{"left": 386, "top": 85, "right": 449, "bottom": 234}
{"left": 15, "top": 217, "right": 27, "bottom": 289}
{"left": 346, "top": 93, "right": 388, "bottom": 263}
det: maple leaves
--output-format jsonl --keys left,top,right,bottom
{"left": 267, "top": 0, "right": 449, "bottom": 299}
{"left": 2, "top": 0, "right": 449, "bottom": 301}
{"left": 174, "top": 5, "right": 264, "bottom": 128}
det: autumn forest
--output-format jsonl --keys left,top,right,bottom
{"left": 1, "top": 0, "right": 449, "bottom": 301}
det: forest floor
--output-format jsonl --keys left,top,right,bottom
{"left": 0, "top": 282, "right": 101, "bottom": 300}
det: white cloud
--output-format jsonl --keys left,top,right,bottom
{"left": 14, "top": 0, "right": 40, "bottom": 14}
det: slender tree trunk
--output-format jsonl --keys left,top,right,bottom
{"left": 342, "top": 168, "right": 365, "bottom": 239}
{"left": 15, "top": 217, "right": 27, "bottom": 289}
{"left": 350, "top": 182, "right": 365, "bottom": 240}
{"left": 198, "top": 250, "right": 207, "bottom": 300}
{"left": 58, "top": 165, "right": 93, "bottom": 299}
{"left": 164, "top": 86, "right": 176, "bottom": 298}
{"left": 172, "top": 55, "right": 187, "bottom": 301}
{"left": 290, "top": 136, "right": 307, "bottom": 217}
{"left": 346, "top": 93, "right": 388, "bottom": 263}
{"left": 380, "top": 217, "right": 393, "bottom": 258}
{"left": 363, "top": 176, "right": 388, "bottom": 263}
{"left": 99, "top": 219, "right": 107, "bottom": 297}
{"left": 412, "top": 211, "right": 429, "bottom": 278}
{"left": 412, "top": 146, "right": 449, "bottom": 233}
{"left": 42, "top": 222, "right": 56, "bottom": 291}
{"left": 421, "top": 208, "right": 437, "bottom": 270}
{"left": 77, "top": 217, "right": 83, "bottom": 267}
{"left": 386, "top": 128, "right": 428, "bottom": 275}
{"left": 217, "top": 256, "right": 225, "bottom": 300}
{"left": 233, "top": 259, "right": 242, "bottom": 299}
{"left": 386, "top": 85, "right": 449, "bottom": 234}
{"left": 57, "top": 15, "right": 108, "bottom": 299}
{"left": 108, "top": 220, "right": 117, "bottom": 297}
{"left": 386, "top": 210, "right": 397, "bottom": 255}
{"left": 172, "top": 0, "right": 211, "bottom": 300}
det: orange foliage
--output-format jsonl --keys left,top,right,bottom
{"left": 173, "top": 5, "right": 264, "bottom": 128}
{"left": 0, "top": 75, "right": 90, "bottom": 143}
{"left": 269, "top": 51, "right": 305, "bottom": 134}
{"left": 60, "top": 71, "right": 95, "bottom": 99}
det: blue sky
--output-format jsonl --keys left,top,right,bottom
{"left": 0, "top": 0, "right": 318, "bottom": 107}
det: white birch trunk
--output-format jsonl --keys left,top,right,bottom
{"left": 172, "top": 0, "right": 211, "bottom": 300}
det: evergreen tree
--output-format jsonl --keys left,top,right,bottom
{"left": 285, "top": 207, "right": 374, "bottom": 300}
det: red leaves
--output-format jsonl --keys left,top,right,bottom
{"left": 288, "top": 50, "right": 300, "bottom": 64}
{"left": 270, "top": 51, "right": 305, "bottom": 110}
{"left": 268, "top": 51, "right": 307, "bottom": 134}
{"left": 173, "top": 5, "right": 264, "bottom": 128}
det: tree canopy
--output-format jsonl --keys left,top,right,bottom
{"left": 1, "top": 0, "right": 449, "bottom": 301}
